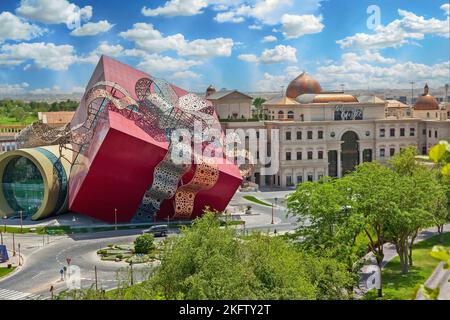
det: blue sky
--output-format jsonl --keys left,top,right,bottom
{"left": 0, "top": 0, "right": 449, "bottom": 96}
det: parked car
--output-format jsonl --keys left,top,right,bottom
{"left": 142, "top": 225, "right": 168, "bottom": 237}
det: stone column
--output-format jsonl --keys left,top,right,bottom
{"left": 337, "top": 150, "right": 342, "bottom": 178}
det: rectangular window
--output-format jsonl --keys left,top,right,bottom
{"left": 400, "top": 128, "right": 405, "bottom": 137}
{"left": 429, "top": 130, "right": 431, "bottom": 138}
{"left": 286, "top": 152, "right": 291, "bottom": 161}
{"left": 297, "top": 175, "right": 303, "bottom": 184}
{"left": 435, "top": 130, "right": 438, "bottom": 138}
{"left": 307, "top": 174, "right": 314, "bottom": 182}
{"left": 410, "top": 128, "right": 415, "bottom": 137}
{"left": 390, "top": 148, "right": 395, "bottom": 157}
{"left": 422, "top": 129, "right": 426, "bottom": 135}
{"left": 286, "top": 176, "right": 293, "bottom": 187}
{"left": 297, "top": 152, "right": 302, "bottom": 160}
{"left": 296, "top": 131, "right": 302, "bottom": 140}
{"left": 285, "top": 131, "right": 291, "bottom": 141}
{"left": 307, "top": 131, "right": 313, "bottom": 140}
{"left": 390, "top": 128, "right": 395, "bottom": 137}
{"left": 318, "top": 151, "right": 324, "bottom": 160}
{"left": 318, "top": 131, "right": 324, "bottom": 139}
{"left": 307, "top": 151, "right": 313, "bottom": 160}
{"left": 318, "top": 174, "right": 324, "bottom": 180}
{"left": 380, "top": 148, "right": 385, "bottom": 157}
{"left": 380, "top": 128, "right": 385, "bottom": 137}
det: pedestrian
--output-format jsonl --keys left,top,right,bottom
{"left": 63, "top": 266, "right": 67, "bottom": 280}
{"left": 60, "top": 268, "right": 64, "bottom": 281}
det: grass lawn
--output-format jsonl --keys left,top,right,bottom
{"left": 243, "top": 195, "right": 272, "bottom": 207}
{"left": 0, "top": 267, "right": 16, "bottom": 279}
{"left": 364, "top": 232, "right": 450, "bottom": 300}
{"left": 0, "top": 116, "right": 37, "bottom": 125}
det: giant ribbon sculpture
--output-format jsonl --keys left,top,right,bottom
{"left": 15, "top": 76, "right": 253, "bottom": 221}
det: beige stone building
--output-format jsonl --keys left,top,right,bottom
{"left": 221, "top": 73, "right": 450, "bottom": 188}
{"left": 206, "top": 85, "right": 253, "bottom": 120}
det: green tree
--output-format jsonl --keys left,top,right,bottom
{"left": 147, "top": 212, "right": 352, "bottom": 300}
{"left": 134, "top": 233, "right": 155, "bottom": 254}
{"left": 12, "top": 107, "right": 26, "bottom": 122}
{"left": 388, "top": 147, "right": 447, "bottom": 269}
{"left": 252, "top": 97, "right": 266, "bottom": 120}
{"left": 287, "top": 178, "right": 366, "bottom": 273}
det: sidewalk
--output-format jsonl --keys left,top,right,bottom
{"left": 357, "top": 224, "right": 450, "bottom": 298}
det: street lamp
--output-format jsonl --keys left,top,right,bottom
{"left": 18, "top": 243, "right": 21, "bottom": 266}
{"left": 129, "top": 261, "right": 134, "bottom": 286}
{"left": 271, "top": 198, "right": 278, "bottom": 225}
{"left": 19, "top": 211, "right": 23, "bottom": 233}
{"left": 114, "top": 208, "right": 118, "bottom": 231}
{"left": 3, "top": 216, "right": 7, "bottom": 233}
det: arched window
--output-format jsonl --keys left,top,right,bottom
{"left": 300, "top": 114, "right": 304, "bottom": 122}
{"left": 278, "top": 111, "right": 284, "bottom": 120}
{"left": 287, "top": 111, "right": 294, "bottom": 119}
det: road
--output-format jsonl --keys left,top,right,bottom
{"left": 0, "top": 230, "right": 158, "bottom": 299}
{"left": 0, "top": 190, "right": 298, "bottom": 300}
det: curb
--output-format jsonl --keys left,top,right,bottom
{"left": 0, "top": 250, "right": 24, "bottom": 283}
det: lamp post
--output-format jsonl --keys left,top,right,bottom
{"left": 18, "top": 243, "right": 21, "bottom": 266}
{"left": 114, "top": 208, "right": 117, "bottom": 231}
{"left": 271, "top": 198, "right": 278, "bottom": 225}
{"left": 129, "top": 261, "right": 134, "bottom": 286}
{"left": 19, "top": 211, "right": 23, "bottom": 233}
{"left": 3, "top": 216, "right": 7, "bottom": 233}
{"left": 12, "top": 232, "right": 15, "bottom": 257}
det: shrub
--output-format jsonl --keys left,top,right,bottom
{"left": 134, "top": 234, "right": 155, "bottom": 254}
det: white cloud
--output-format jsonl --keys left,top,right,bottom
{"left": 214, "top": 0, "right": 323, "bottom": 26}
{"left": 0, "top": 42, "right": 96, "bottom": 71}
{"left": 0, "top": 82, "right": 29, "bottom": 96}
{"left": 119, "top": 23, "right": 234, "bottom": 58}
{"left": 172, "top": 70, "right": 201, "bottom": 79}
{"left": 215, "top": 11, "right": 245, "bottom": 23}
{"left": 315, "top": 53, "right": 450, "bottom": 89}
{"left": 261, "top": 35, "right": 277, "bottom": 43}
{"left": 239, "top": 45, "right": 297, "bottom": 64}
{"left": 142, "top": 0, "right": 244, "bottom": 17}
{"left": 238, "top": 54, "right": 259, "bottom": 63}
{"left": 30, "top": 85, "right": 85, "bottom": 95}
{"left": 256, "top": 66, "right": 302, "bottom": 91}
{"left": 441, "top": 3, "right": 450, "bottom": 15}
{"left": 280, "top": 14, "right": 324, "bottom": 39}
{"left": 337, "top": 8, "right": 449, "bottom": 49}
{"left": 137, "top": 53, "right": 203, "bottom": 74}
{"left": 70, "top": 20, "right": 114, "bottom": 36}
{"left": 142, "top": 0, "right": 209, "bottom": 17}
{"left": 93, "top": 41, "right": 124, "bottom": 57}
{"left": 342, "top": 51, "right": 396, "bottom": 64}
{"left": 16, "top": 0, "right": 92, "bottom": 25}
{"left": 0, "top": 12, "right": 44, "bottom": 43}
{"left": 249, "top": 24, "right": 263, "bottom": 30}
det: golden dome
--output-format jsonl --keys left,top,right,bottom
{"left": 312, "top": 94, "right": 358, "bottom": 103}
{"left": 286, "top": 72, "right": 322, "bottom": 99}
{"left": 414, "top": 84, "right": 439, "bottom": 111}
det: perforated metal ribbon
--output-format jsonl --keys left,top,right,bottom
{"left": 173, "top": 156, "right": 220, "bottom": 219}
{"left": 132, "top": 142, "right": 192, "bottom": 222}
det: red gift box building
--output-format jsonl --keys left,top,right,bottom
{"left": 68, "top": 56, "right": 242, "bottom": 223}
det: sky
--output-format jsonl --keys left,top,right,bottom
{"left": 0, "top": 0, "right": 449, "bottom": 96}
